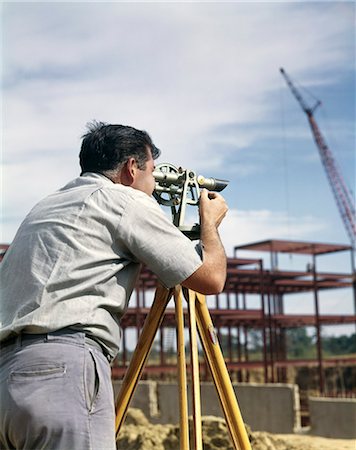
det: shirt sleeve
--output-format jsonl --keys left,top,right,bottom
{"left": 117, "top": 191, "right": 203, "bottom": 288}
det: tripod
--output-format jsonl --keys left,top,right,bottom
{"left": 115, "top": 283, "right": 252, "bottom": 450}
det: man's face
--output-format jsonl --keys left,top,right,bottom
{"left": 131, "top": 150, "right": 156, "bottom": 196}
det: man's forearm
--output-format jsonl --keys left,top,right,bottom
{"left": 182, "top": 222, "right": 227, "bottom": 294}
{"left": 182, "top": 190, "right": 228, "bottom": 294}
{"left": 200, "top": 221, "right": 227, "bottom": 291}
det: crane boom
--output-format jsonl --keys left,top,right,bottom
{"left": 280, "top": 68, "right": 356, "bottom": 248}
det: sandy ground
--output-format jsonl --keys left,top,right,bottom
{"left": 116, "top": 409, "right": 356, "bottom": 450}
{"left": 272, "top": 434, "right": 355, "bottom": 450}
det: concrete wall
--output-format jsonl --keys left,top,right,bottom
{"left": 309, "top": 396, "right": 356, "bottom": 439}
{"left": 113, "top": 381, "right": 301, "bottom": 434}
{"left": 235, "top": 383, "right": 301, "bottom": 434}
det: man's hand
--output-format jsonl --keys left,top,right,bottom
{"left": 199, "top": 189, "right": 228, "bottom": 229}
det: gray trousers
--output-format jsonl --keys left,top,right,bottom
{"left": 0, "top": 330, "right": 116, "bottom": 450}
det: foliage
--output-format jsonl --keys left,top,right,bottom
{"left": 286, "top": 328, "right": 315, "bottom": 358}
{"left": 322, "top": 333, "right": 356, "bottom": 356}
{"left": 284, "top": 329, "right": 355, "bottom": 359}
{"left": 218, "top": 328, "right": 355, "bottom": 359}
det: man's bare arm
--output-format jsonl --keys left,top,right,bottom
{"left": 182, "top": 190, "right": 228, "bottom": 295}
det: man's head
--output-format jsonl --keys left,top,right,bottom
{"left": 80, "top": 121, "right": 160, "bottom": 195}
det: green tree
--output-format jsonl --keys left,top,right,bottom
{"left": 322, "top": 334, "right": 356, "bottom": 356}
{"left": 286, "top": 328, "right": 314, "bottom": 359}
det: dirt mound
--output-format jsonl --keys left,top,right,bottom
{"left": 116, "top": 409, "right": 355, "bottom": 450}
{"left": 116, "top": 409, "right": 289, "bottom": 450}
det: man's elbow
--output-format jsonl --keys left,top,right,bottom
{"left": 182, "top": 272, "right": 226, "bottom": 295}
{"left": 201, "top": 277, "right": 226, "bottom": 295}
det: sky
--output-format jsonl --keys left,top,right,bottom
{"left": 1, "top": 1, "right": 355, "bottom": 335}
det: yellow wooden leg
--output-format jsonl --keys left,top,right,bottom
{"left": 174, "top": 286, "right": 190, "bottom": 450}
{"left": 115, "top": 283, "right": 173, "bottom": 440}
{"left": 195, "top": 292, "right": 252, "bottom": 450}
{"left": 187, "top": 289, "right": 203, "bottom": 450}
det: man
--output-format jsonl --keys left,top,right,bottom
{"left": 0, "top": 122, "right": 228, "bottom": 449}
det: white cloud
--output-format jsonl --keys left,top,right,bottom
{"left": 219, "top": 208, "right": 326, "bottom": 255}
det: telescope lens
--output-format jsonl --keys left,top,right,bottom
{"left": 212, "top": 179, "right": 229, "bottom": 192}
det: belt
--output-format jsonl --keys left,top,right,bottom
{"left": 1, "top": 333, "right": 45, "bottom": 348}
{"left": 0, "top": 331, "right": 113, "bottom": 363}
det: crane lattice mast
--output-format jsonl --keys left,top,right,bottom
{"left": 280, "top": 68, "right": 356, "bottom": 248}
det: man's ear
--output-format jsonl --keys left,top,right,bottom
{"left": 120, "top": 158, "right": 137, "bottom": 186}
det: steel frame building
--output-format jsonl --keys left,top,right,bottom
{"left": 112, "top": 239, "right": 356, "bottom": 394}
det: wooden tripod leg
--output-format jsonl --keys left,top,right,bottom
{"left": 195, "top": 292, "right": 252, "bottom": 450}
{"left": 187, "top": 289, "right": 203, "bottom": 450}
{"left": 174, "top": 286, "right": 189, "bottom": 450}
{"left": 115, "top": 283, "right": 173, "bottom": 440}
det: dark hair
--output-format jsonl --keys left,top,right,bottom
{"left": 79, "top": 121, "right": 161, "bottom": 175}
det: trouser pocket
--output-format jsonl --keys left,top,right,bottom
{"left": 9, "top": 363, "right": 66, "bottom": 381}
{"left": 85, "top": 348, "right": 100, "bottom": 413}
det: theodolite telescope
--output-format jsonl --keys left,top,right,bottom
{"left": 153, "top": 163, "right": 228, "bottom": 240}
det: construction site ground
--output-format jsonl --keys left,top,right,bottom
{"left": 117, "top": 409, "right": 355, "bottom": 450}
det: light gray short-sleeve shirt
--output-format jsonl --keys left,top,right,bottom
{"left": 0, "top": 173, "right": 202, "bottom": 358}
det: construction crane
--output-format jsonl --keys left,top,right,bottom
{"left": 280, "top": 67, "right": 356, "bottom": 249}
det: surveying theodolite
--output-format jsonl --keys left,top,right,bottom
{"left": 152, "top": 163, "right": 229, "bottom": 240}
{"left": 115, "top": 164, "right": 251, "bottom": 450}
